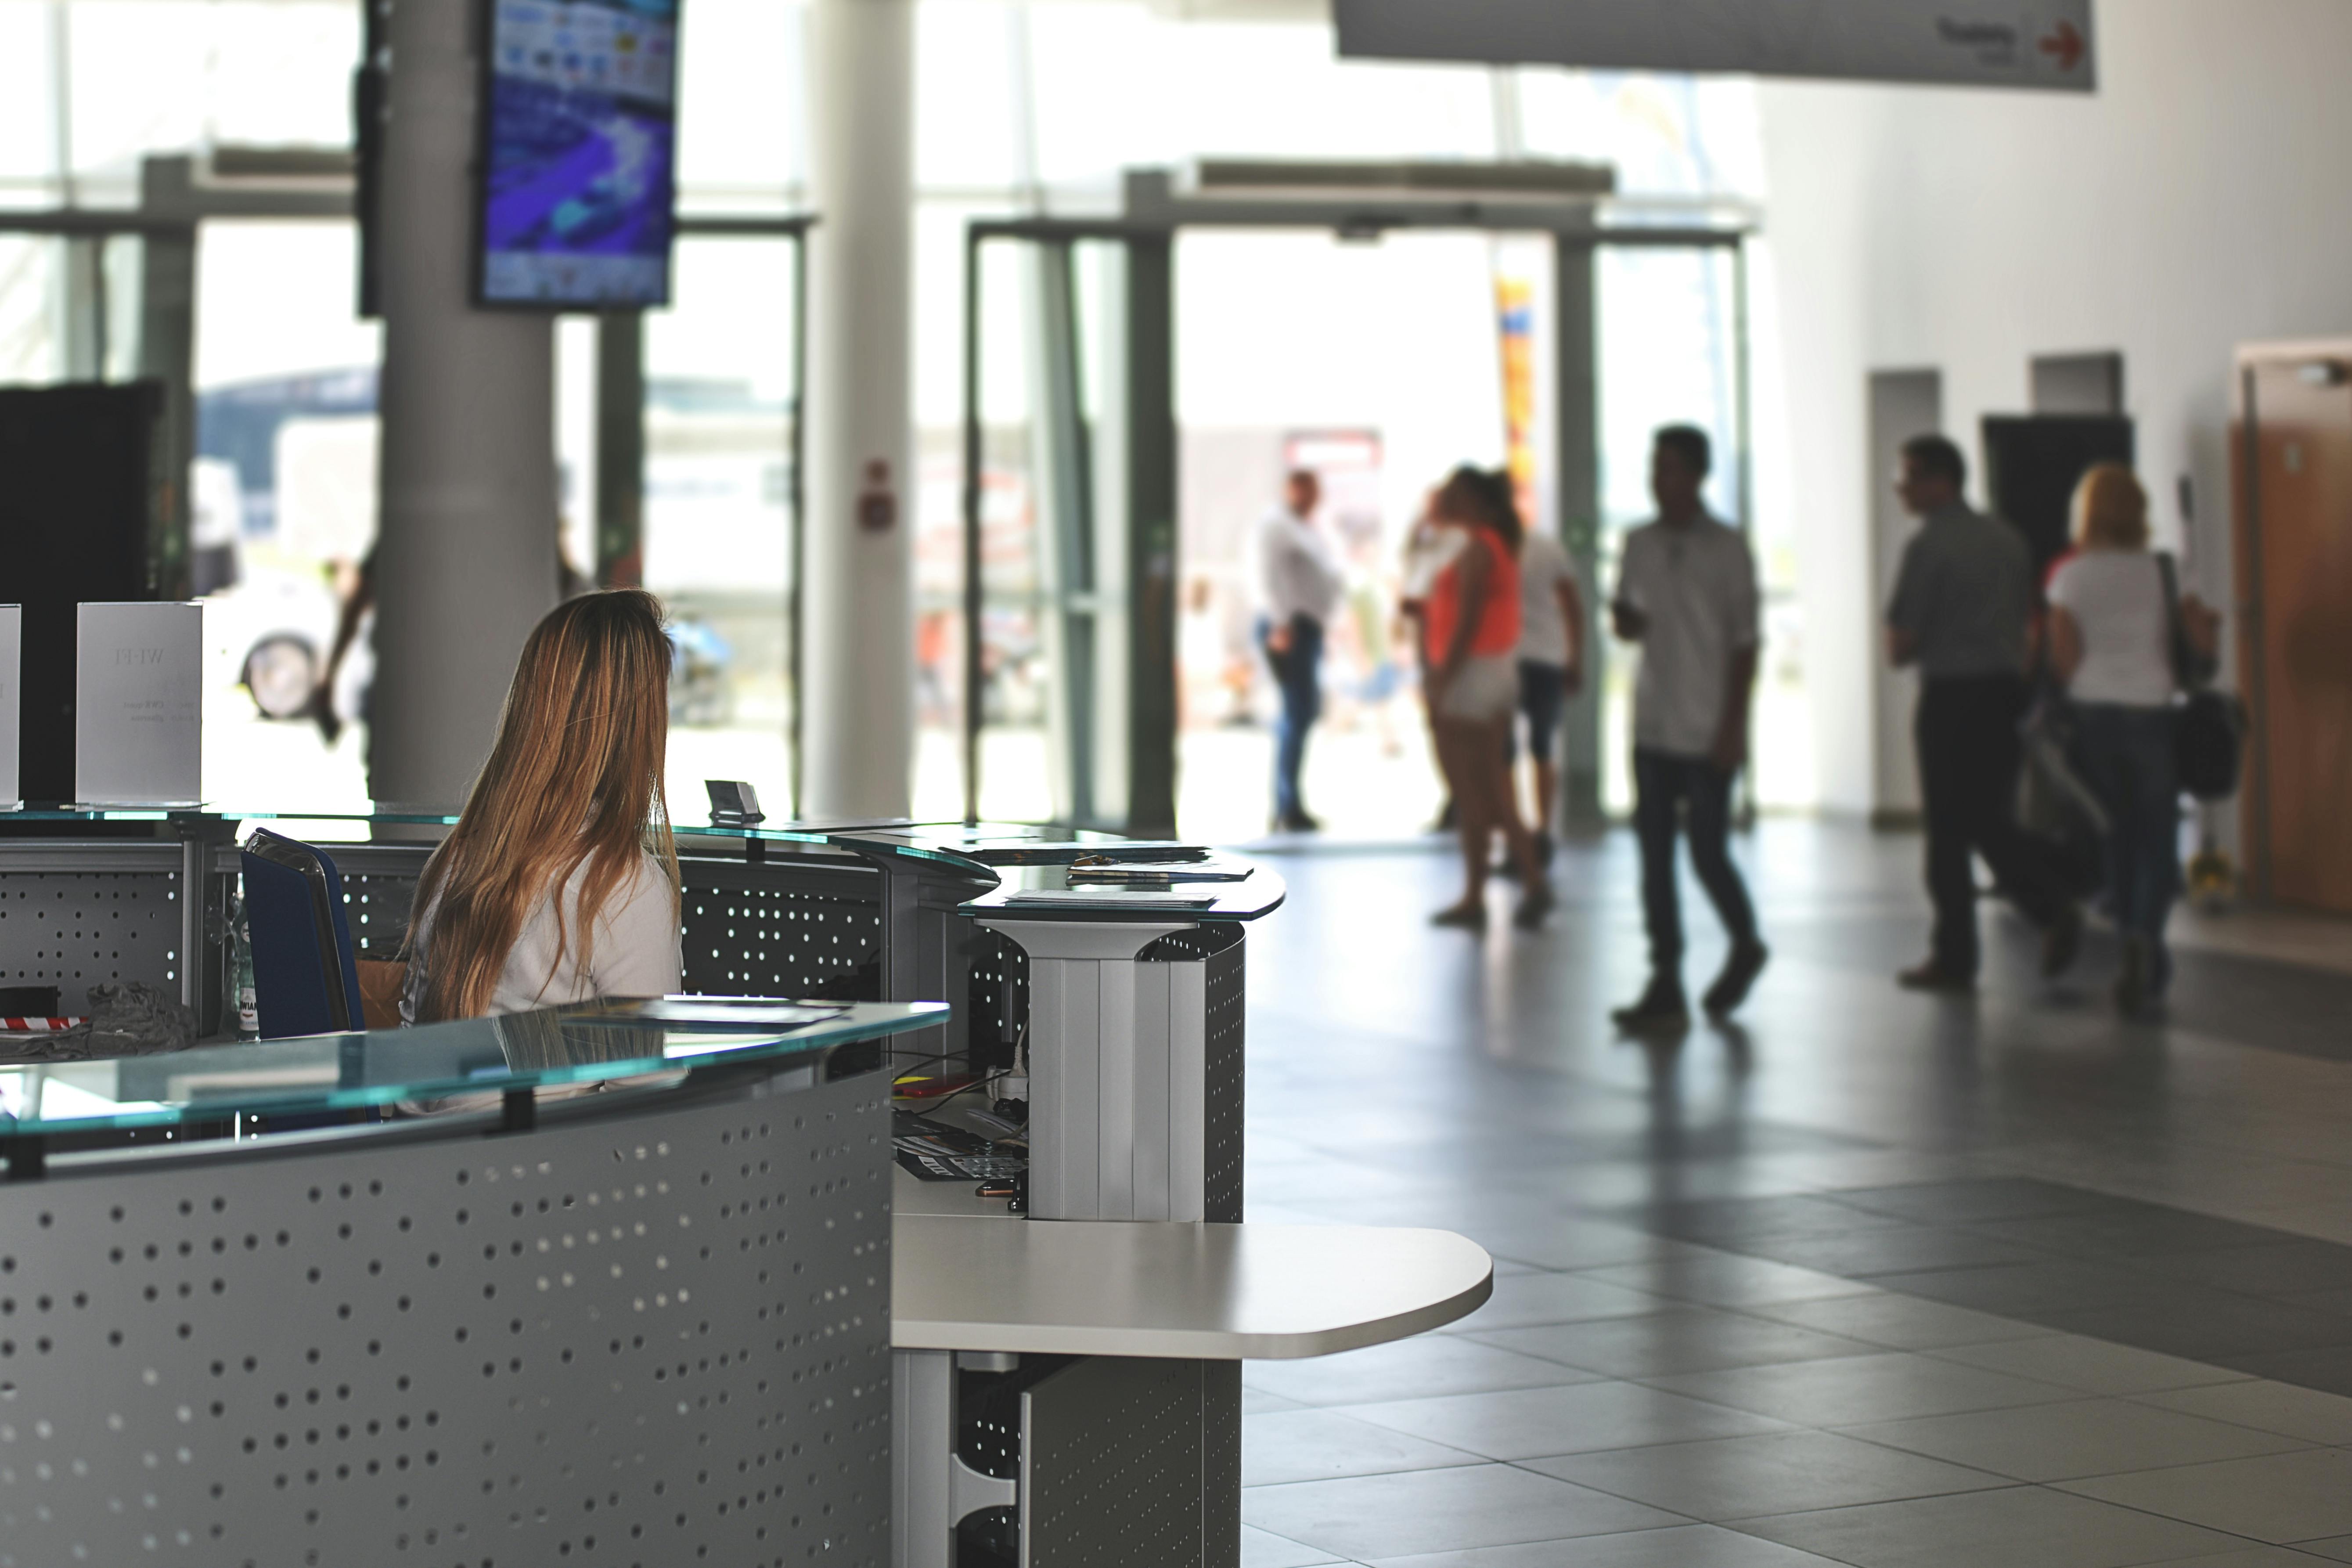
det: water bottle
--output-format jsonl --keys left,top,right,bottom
{"left": 230, "top": 881, "right": 260, "bottom": 1041}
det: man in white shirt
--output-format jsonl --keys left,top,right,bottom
{"left": 1608, "top": 426, "right": 1767, "bottom": 1028}
{"left": 1254, "top": 470, "right": 1343, "bottom": 832}
{"left": 1512, "top": 525, "right": 1586, "bottom": 863}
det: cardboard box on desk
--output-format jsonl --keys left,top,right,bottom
{"left": 76, "top": 602, "right": 202, "bottom": 807}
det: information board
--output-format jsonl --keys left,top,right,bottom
{"left": 1334, "top": 0, "right": 2096, "bottom": 92}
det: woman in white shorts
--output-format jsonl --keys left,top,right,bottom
{"left": 1424, "top": 467, "right": 1552, "bottom": 930}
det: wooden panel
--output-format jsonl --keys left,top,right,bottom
{"left": 2238, "top": 353, "right": 2352, "bottom": 911}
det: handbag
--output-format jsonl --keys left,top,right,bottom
{"left": 2157, "top": 553, "right": 2246, "bottom": 801}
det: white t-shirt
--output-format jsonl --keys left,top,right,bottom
{"left": 1516, "top": 532, "right": 1579, "bottom": 666}
{"left": 1613, "top": 515, "right": 1760, "bottom": 758}
{"left": 1252, "top": 508, "right": 1343, "bottom": 625}
{"left": 2048, "top": 549, "right": 2175, "bottom": 708}
{"left": 402, "top": 849, "right": 684, "bottom": 1023}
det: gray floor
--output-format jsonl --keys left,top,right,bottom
{"left": 1236, "top": 821, "right": 2352, "bottom": 1567}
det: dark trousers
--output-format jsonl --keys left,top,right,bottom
{"left": 1634, "top": 747, "right": 1759, "bottom": 977}
{"left": 1916, "top": 673, "right": 2066, "bottom": 977}
{"left": 2072, "top": 703, "right": 2180, "bottom": 978}
{"left": 1258, "top": 613, "right": 1323, "bottom": 823}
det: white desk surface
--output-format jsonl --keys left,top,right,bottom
{"left": 892, "top": 1211, "right": 1493, "bottom": 1360}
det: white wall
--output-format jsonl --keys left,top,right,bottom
{"left": 1758, "top": 0, "right": 2352, "bottom": 815}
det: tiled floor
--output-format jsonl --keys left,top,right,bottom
{"left": 1235, "top": 822, "right": 2352, "bottom": 1566}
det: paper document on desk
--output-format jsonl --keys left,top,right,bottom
{"left": 1066, "top": 858, "right": 1253, "bottom": 884}
{"left": 1004, "top": 888, "right": 1219, "bottom": 909}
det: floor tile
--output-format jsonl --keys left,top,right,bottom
{"left": 1437, "top": 1270, "right": 1671, "bottom": 1332}
{"left": 1729, "top": 1483, "right": 2244, "bottom": 1568}
{"left": 1341, "top": 1380, "right": 1788, "bottom": 1461}
{"left": 2294, "top": 1537, "right": 2352, "bottom": 1564}
{"left": 1241, "top": 1524, "right": 1347, "bottom": 1568}
{"left": 1474, "top": 1216, "right": 1699, "bottom": 1272}
{"left": 1624, "top": 1194, "right": 1925, "bottom": 1245}
{"left": 1970, "top": 1209, "right": 2292, "bottom": 1259}
{"left": 1577, "top": 1252, "right": 1880, "bottom": 1308}
{"left": 2059, "top": 1449, "right": 2352, "bottom": 1543}
{"left": 1472, "top": 1307, "right": 1881, "bottom": 1378}
{"left": 2131, "top": 1240, "right": 2352, "bottom": 1297}
{"left": 1365, "top": 1522, "right": 1857, "bottom": 1567}
{"left": 1739, "top": 1226, "right": 2055, "bottom": 1277}
{"left": 1241, "top": 1464, "right": 1689, "bottom": 1560}
{"left": 1745, "top": 1293, "right": 2056, "bottom": 1351}
{"left": 1927, "top": 1334, "right": 2253, "bottom": 1395}
{"left": 1531, "top": 1429, "right": 2006, "bottom": 1520}
{"left": 1242, "top": 1408, "right": 1485, "bottom": 1488}
{"left": 1843, "top": 1396, "right": 2312, "bottom": 1481}
{"left": 2136, "top": 1379, "right": 2352, "bottom": 1443}
{"left": 2218, "top": 1345, "right": 2352, "bottom": 1399}
{"left": 1824, "top": 1179, "right": 2122, "bottom": 1226}
{"left": 1860, "top": 1259, "right": 2160, "bottom": 1315}
{"left": 1244, "top": 1334, "right": 1595, "bottom": 1407}
{"left": 2136, "top": 1551, "right": 2352, "bottom": 1568}
{"left": 2042, "top": 1294, "right": 2352, "bottom": 1364}
{"left": 1645, "top": 1350, "right": 2077, "bottom": 1427}
{"left": 1246, "top": 1387, "right": 1309, "bottom": 1413}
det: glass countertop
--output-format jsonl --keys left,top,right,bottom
{"left": 0, "top": 998, "right": 946, "bottom": 1139}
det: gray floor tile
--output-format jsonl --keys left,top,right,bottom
{"left": 1861, "top": 1259, "right": 2161, "bottom": 1314}
{"left": 1843, "top": 1396, "right": 2312, "bottom": 1481}
{"left": 2138, "top": 1551, "right": 2352, "bottom": 1568}
{"left": 1746, "top": 1292, "right": 2056, "bottom": 1350}
{"left": 2136, "top": 1379, "right": 2352, "bottom": 1443}
{"left": 1246, "top": 1387, "right": 1310, "bottom": 1413}
{"left": 1729, "top": 1484, "right": 2244, "bottom": 1568}
{"left": 1740, "top": 1226, "right": 2055, "bottom": 1276}
{"left": 1437, "top": 1270, "right": 1672, "bottom": 1332}
{"left": 1970, "top": 1209, "right": 2292, "bottom": 1259}
{"left": 1472, "top": 1306, "right": 1881, "bottom": 1378}
{"left": 1241, "top": 1464, "right": 1689, "bottom": 1560}
{"left": 1626, "top": 1194, "right": 1926, "bottom": 1245}
{"left": 1927, "top": 1334, "right": 2253, "bottom": 1395}
{"left": 1242, "top": 1408, "right": 1485, "bottom": 1488}
{"left": 2294, "top": 1537, "right": 2352, "bottom": 1564}
{"left": 1823, "top": 1179, "right": 2122, "bottom": 1226}
{"left": 2059, "top": 1449, "right": 2352, "bottom": 1543}
{"left": 2219, "top": 1345, "right": 2352, "bottom": 1399}
{"left": 1365, "top": 1522, "right": 1858, "bottom": 1567}
{"left": 1531, "top": 1429, "right": 2006, "bottom": 1520}
{"left": 1577, "top": 1253, "right": 1880, "bottom": 1308}
{"left": 1476, "top": 1217, "right": 1701, "bottom": 1272}
{"left": 1244, "top": 1334, "right": 1595, "bottom": 1407}
{"left": 2133, "top": 1240, "right": 2352, "bottom": 1296}
{"left": 2044, "top": 1295, "right": 2352, "bottom": 1364}
{"left": 1646, "top": 1350, "right": 2077, "bottom": 1427}
{"left": 1241, "top": 1524, "right": 1347, "bottom": 1568}
{"left": 1342, "top": 1380, "right": 1788, "bottom": 1461}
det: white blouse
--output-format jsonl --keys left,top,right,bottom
{"left": 402, "top": 850, "right": 683, "bottom": 1024}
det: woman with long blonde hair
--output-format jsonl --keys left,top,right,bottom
{"left": 400, "top": 589, "right": 682, "bottom": 1023}
{"left": 2046, "top": 463, "right": 2219, "bottom": 1013}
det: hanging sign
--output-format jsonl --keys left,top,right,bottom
{"left": 76, "top": 602, "right": 203, "bottom": 807}
{"left": 1334, "top": 0, "right": 2095, "bottom": 92}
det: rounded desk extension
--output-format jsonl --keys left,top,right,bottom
{"left": 0, "top": 999, "right": 942, "bottom": 1568}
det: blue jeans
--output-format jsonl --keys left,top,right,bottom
{"left": 1258, "top": 613, "right": 1323, "bottom": 823}
{"left": 2071, "top": 702, "right": 2180, "bottom": 981}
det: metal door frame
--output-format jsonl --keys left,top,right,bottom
{"left": 961, "top": 168, "right": 1754, "bottom": 835}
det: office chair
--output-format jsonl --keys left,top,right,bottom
{"left": 240, "top": 828, "right": 368, "bottom": 1039}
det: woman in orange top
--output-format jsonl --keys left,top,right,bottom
{"left": 1426, "top": 466, "right": 1551, "bottom": 930}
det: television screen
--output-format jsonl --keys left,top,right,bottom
{"left": 475, "top": 0, "right": 680, "bottom": 309}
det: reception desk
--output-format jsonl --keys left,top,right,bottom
{"left": 0, "top": 997, "right": 942, "bottom": 1567}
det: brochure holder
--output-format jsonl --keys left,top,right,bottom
{"left": 75, "top": 602, "right": 202, "bottom": 808}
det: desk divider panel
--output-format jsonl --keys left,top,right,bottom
{"left": 0, "top": 1060, "right": 894, "bottom": 1567}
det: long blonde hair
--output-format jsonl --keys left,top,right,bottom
{"left": 406, "top": 589, "right": 679, "bottom": 1022}
{"left": 2071, "top": 462, "right": 2150, "bottom": 550}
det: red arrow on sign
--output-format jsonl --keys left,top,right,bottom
{"left": 2040, "top": 19, "right": 2084, "bottom": 71}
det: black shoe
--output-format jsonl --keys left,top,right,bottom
{"left": 2041, "top": 903, "right": 2082, "bottom": 980}
{"left": 1898, "top": 959, "right": 1975, "bottom": 993}
{"left": 1430, "top": 901, "right": 1488, "bottom": 932}
{"left": 1703, "top": 940, "right": 1769, "bottom": 1016}
{"left": 1513, "top": 880, "right": 1555, "bottom": 931}
{"left": 1273, "top": 811, "right": 1322, "bottom": 834}
{"left": 2114, "top": 935, "right": 2150, "bottom": 1015}
{"left": 1534, "top": 831, "right": 1556, "bottom": 871}
{"left": 1611, "top": 977, "right": 1689, "bottom": 1031}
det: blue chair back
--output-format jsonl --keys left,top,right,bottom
{"left": 241, "top": 829, "right": 367, "bottom": 1038}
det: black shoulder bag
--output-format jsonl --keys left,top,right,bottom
{"left": 2157, "top": 552, "right": 2246, "bottom": 801}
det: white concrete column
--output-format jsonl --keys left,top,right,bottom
{"left": 367, "top": 0, "right": 559, "bottom": 808}
{"left": 802, "top": 0, "right": 916, "bottom": 818}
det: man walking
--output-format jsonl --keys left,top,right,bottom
{"left": 1886, "top": 433, "right": 2081, "bottom": 990}
{"left": 1254, "top": 469, "right": 1343, "bottom": 833}
{"left": 1609, "top": 426, "right": 1769, "bottom": 1028}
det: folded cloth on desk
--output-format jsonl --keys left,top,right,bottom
{"left": 0, "top": 982, "right": 195, "bottom": 1062}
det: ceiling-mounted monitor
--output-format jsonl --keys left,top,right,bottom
{"left": 474, "top": 0, "right": 681, "bottom": 310}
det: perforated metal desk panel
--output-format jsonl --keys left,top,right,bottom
{"left": 0, "top": 998, "right": 943, "bottom": 1568}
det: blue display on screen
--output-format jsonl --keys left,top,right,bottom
{"left": 476, "top": 0, "right": 679, "bottom": 308}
